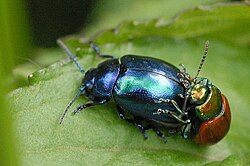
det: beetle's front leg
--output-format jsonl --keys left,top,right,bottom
{"left": 154, "top": 108, "right": 190, "bottom": 124}
{"left": 154, "top": 98, "right": 192, "bottom": 138}
{"left": 181, "top": 122, "right": 191, "bottom": 139}
{"left": 155, "top": 98, "right": 183, "bottom": 114}
{"left": 73, "top": 99, "right": 107, "bottom": 114}
{"left": 154, "top": 98, "right": 189, "bottom": 123}
{"left": 177, "top": 64, "right": 192, "bottom": 88}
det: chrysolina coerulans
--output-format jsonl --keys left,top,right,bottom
{"left": 58, "top": 39, "right": 231, "bottom": 145}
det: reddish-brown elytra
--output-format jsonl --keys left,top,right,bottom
{"left": 194, "top": 95, "right": 231, "bottom": 145}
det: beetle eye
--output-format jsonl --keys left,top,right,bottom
{"left": 84, "top": 81, "right": 94, "bottom": 95}
{"left": 190, "top": 83, "right": 209, "bottom": 105}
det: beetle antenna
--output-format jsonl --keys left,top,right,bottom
{"left": 60, "top": 91, "right": 82, "bottom": 124}
{"left": 57, "top": 39, "right": 85, "bottom": 74}
{"left": 194, "top": 40, "right": 209, "bottom": 81}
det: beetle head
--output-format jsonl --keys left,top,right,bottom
{"left": 188, "top": 78, "right": 231, "bottom": 145}
{"left": 81, "top": 68, "right": 97, "bottom": 99}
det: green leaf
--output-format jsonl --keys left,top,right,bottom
{"left": 84, "top": 0, "right": 227, "bottom": 36}
{"left": 9, "top": 3, "right": 250, "bottom": 165}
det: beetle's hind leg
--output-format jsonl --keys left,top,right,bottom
{"left": 89, "top": 41, "right": 115, "bottom": 59}
{"left": 117, "top": 105, "right": 148, "bottom": 139}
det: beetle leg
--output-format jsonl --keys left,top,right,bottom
{"left": 169, "top": 100, "right": 184, "bottom": 114}
{"left": 177, "top": 65, "right": 192, "bottom": 88}
{"left": 178, "top": 93, "right": 185, "bottom": 98}
{"left": 141, "top": 124, "right": 167, "bottom": 143}
{"left": 158, "top": 98, "right": 170, "bottom": 103}
{"left": 167, "top": 128, "right": 178, "bottom": 137}
{"left": 152, "top": 126, "right": 167, "bottom": 143}
{"left": 135, "top": 119, "right": 148, "bottom": 139}
{"left": 154, "top": 108, "right": 190, "bottom": 124}
{"left": 73, "top": 100, "right": 107, "bottom": 114}
{"left": 117, "top": 107, "right": 134, "bottom": 123}
{"left": 117, "top": 106, "right": 148, "bottom": 139}
{"left": 178, "top": 64, "right": 191, "bottom": 79}
{"left": 178, "top": 75, "right": 191, "bottom": 88}
{"left": 156, "top": 98, "right": 183, "bottom": 114}
{"left": 89, "top": 41, "right": 114, "bottom": 59}
{"left": 157, "top": 99, "right": 192, "bottom": 137}
{"left": 179, "top": 63, "right": 186, "bottom": 72}
{"left": 181, "top": 123, "right": 191, "bottom": 139}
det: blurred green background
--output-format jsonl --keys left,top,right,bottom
{"left": 0, "top": 0, "right": 249, "bottom": 165}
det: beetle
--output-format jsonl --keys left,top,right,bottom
{"left": 57, "top": 39, "right": 231, "bottom": 145}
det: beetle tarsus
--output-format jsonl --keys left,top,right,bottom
{"left": 178, "top": 94, "right": 185, "bottom": 98}
{"left": 73, "top": 100, "right": 107, "bottom": 114}
{"left": 99, "top": 55, "right": 115, "bottom": 59}
{"left": 159, "top": 98, "right": 170, "bottom": 103}
{"left": 118, "top": 113, "right": 134, "bottom": 123}
{"left": 167, "top": 129, "right": 178, "bottom": 137}
{"left": 153, "top": 108, "right": 169, "bottom": 115}
{"left": 135, "top": 121, "right": 148, "bottom": 139}
{"left": 89, "top": 41, "right": 114, "bottom": 59}
{"left": 181, "top": 123, "right": 191, "bottom": 139}
{"left": 57, "top": 39, "right": 85, "bottom": 74}
{"left": 178, "top": 64, "right": 188, "bottom": 74}
{"left": 177, "top": 72, "right": 191, "bottom": 88}
{"left": 153, "top": 127, "right": 167, "bottom": 143}
{"left": 155, "top": 108, "right": 189, "bottom": 124}
{"left": 117, "top": 105, "right": 149, "bottom": 139}
{"left": 156, "top": 98, "right": 183, "bottom": 114}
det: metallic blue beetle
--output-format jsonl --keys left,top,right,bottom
{"left": 58, "top": 40, "right": 231, "bottom": 145}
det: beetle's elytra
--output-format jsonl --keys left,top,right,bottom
{"left": 58, "top": 39, "right": 231, "bottom": 145}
